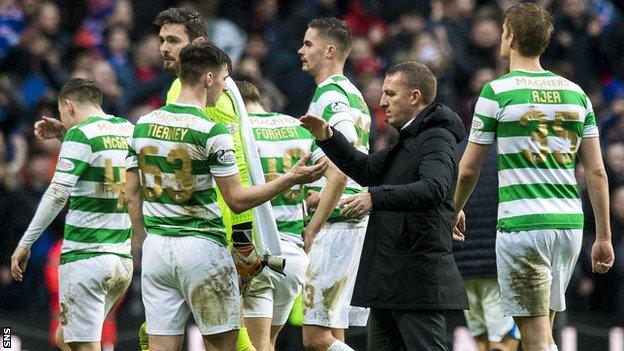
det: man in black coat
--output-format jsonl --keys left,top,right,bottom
{"left": 301, "top": 61, "right": 469, "bottom": 350}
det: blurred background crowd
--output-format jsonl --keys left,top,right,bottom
{"left": 1, "top": 0, "right": 623, "bottom": 349}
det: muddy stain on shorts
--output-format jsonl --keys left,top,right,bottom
{"left": 190, "top": 266, "right": 237, "bottom": 327}
{"left": 508, "top": 247, "right": 550, "bottom": 315}
{"left": 103, "top": 263, "right": 130, "bottom": 302}
{"left": 321, "top": 276, "right": 348, "bottom": 314}
{"left": 60, "top": 295, "right": 75, "bottom": 326}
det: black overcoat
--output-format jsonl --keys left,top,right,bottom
{"left": 317, "top": 102, "right": 469, "bottom": 310}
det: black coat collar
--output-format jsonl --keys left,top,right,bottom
{"left": 400, "top": 102, "right": 438, "bottom": 137}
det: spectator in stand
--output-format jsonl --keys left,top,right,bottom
{"left": 235, "top": 54, "right": 287, "bottom": 112}
{"left": 604, "top": 142, "right": 624, "bottom": 188}
{"left": 191, "top": 0, "right": 246, "bottom": 62}
{"left": 92, "top": 59, "right": 125, "bottom": 116}
{"left": 105, "top": 25, "right": 134, "bottom": 92}
{"left": 599, "top": 97, "right": 624, "bottom": 146}
{"left": 129, "top": 33, "right": 170, "bottom": 110}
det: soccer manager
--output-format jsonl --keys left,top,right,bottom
{"left": 301, "top": 61, "right": 468, "bottom": 350}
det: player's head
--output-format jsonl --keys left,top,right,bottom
{"left": 154, "top": 7, "right": 207, "bottom": 72}
{"left": 500, "top": 3, "right": 554, "bottom": 60}
{"left": 298, "top": 18, "right": 352, "bottom": 76}
{"left": 57, "top": 78, "right": 103, "bottom": 127}
{"left": 179, "top": 41, "right": 230, "bottom": 107}
{"left": 380, "top": 61, "right": 436, "bottom": 129}
{"left": 236, "top": 80, "right": 261, "bottom": 106}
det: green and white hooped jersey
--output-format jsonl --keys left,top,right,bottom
{"left": 306, "top": 75, "right": 371, "bottom": 220}
{"left": 52, "top": 115, "right": 134, "bottom": 264}
{"left": 469, "top": 70, "right": 599, "bottom": 232}
{"left": 126, "top": 103, "right": 238, "bottom": 245}
{"left": 248, "top": 112, "right": 325, "bottom": 247}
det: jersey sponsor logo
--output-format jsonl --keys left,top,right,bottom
{"left": 57, "top": 158, "right": 75, "bottom": 172}
{"left": 330, "top": 101, "right": 350, "bottom": 113}
{"left": 225, "top": 124, "right": 237, "bottom": 135}
{"left": 471, "top": 117, "right": 484, "bottom": 131}
{"left": 216, "top": 149, "right": 236, "bottom": 165}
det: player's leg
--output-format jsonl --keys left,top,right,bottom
{"left": 175, "top": 237, "right": 241, "bottom": 351}
{"left": 268, "top": 242, "right": 308, "bottom": 350}
{"left": 203, "top": 330, "right": 239, "bottom": 351}
{"left": 148, "top": 335, "right": 183, "bottom": 351}
{"left": 142, "top": 235, "right": 190, "bottom": 351}
{"left": 330, "top": 328, "right": 345, "bottom": 341}
{"left": 496, "top": 230, "right": 553, "bottom": 351}
{"left": 479, "top": 277, "right": 520, "bottom": 351}
{"left": 242, "top": 261, "right": 274, "bottom": 351}
{"left": 303, "top": 222, "right": 365, "bottom": 350}
{"left": 59, "top": 255, "right": 130, "bottom": 351}
{"left": 547, "top": 229, "right": 582, "bottom": 351}
{"left": 463, "top": 278, "right": 488, "bottom": 351}
{"left": 475, "top": 334, "right": 489, "bottom": 351}
{"left": 65, "top": 342, "right": 100, "bottom": 351}
{"left": 513, "top": 316, "right": 550, "bottom": 351}
{"left": 244, "top": 317, "right": 272, "bottom": 351}
{"left": 54, "top": 324, "right": 71, "bottom": 351}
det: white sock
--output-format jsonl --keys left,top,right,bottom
{"left": 327, "top": 340, "right": 354, "bottom": 351}
{"left": 551, "top": 344, "right": 559, "bottom": 351}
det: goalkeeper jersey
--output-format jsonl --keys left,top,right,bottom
{"left": 53, "top": 115, "right": 133, "bottom": 264}
{"left": 126, "top": 103, "right": 238, "bottom": 245}
{"left": 167, "top": 78, "right": 252, "bottom": 230}
{"left": 248, "top": 112, "right": 325, "bottom": 247}
{"left": 469, "top": 70, "right": 599, "bottom": 232}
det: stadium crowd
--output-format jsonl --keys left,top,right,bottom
{"left": 1, "top": 0, "right": 624, "bottom": 348}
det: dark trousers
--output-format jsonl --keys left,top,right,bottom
{"left": 367, "top": 307, "right": 448, "bottom": 351}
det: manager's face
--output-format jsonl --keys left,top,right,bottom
{"left": 380, "top": 72, "right": 419, "bottom": 129}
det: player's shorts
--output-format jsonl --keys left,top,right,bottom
{"left": 463, "top": 277, "right": 519, "bottom": 342}
{"left": 59, "top": 254, "right": 132, "bottom": 342}
{"left": 303, "top": 219, "right": 369, "bottom": 329}
{"left": 142, "top": 234, "right": 241, "bottom": 335}
{"left": 496, "top": 229, "right": 582, "bottom": 317}
{"left": 243, "top": 239, "right": 309, "bottom": 325}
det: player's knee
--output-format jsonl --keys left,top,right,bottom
{"left": 302, "top": 328, "right": 333, "bottom": 350}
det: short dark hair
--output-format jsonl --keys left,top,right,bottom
{"left": 236, "top": 80, "right": 261, "bottom": 104}
{"left": 179, "top": 42, "right": 230, "bottom": 85}
{"left": 154, "top": 7, "right": 207, "bottom": 41}
{"left": 386, "top": 61, "right": 437, "bottom": 105}
{"left": 308, "top": 18, "right": 352, "bottom": 57}
{"left": 502, "top": 3, "right": 553, "bottom": 57}
{"left": 58, "top": 78, "right": 102, "bottom": 105}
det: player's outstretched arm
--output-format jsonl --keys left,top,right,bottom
{"left": 303, "top": 157, "right": 347, "bottom": 252}
{"left": 125, "top": 168, "right": 146, "bottom": 253}
{"left": 578, "top": 137, "right": 614, "bottom": 274}
{"left": 34, "top": 116, "right": 65, "bottom": 141}
{"left": 215, "top": 153, "right": 328, "bottom": 214}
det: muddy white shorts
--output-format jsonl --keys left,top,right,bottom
{"left": 303, "top": 219, "right": 369, "bottom": 329}
{"left": 59, "top": 254, "right": 132, "bottom": 342}
{"left": 496, "top": 229, "right": 582, "bottom": 317}
{"left": 141, "top": 234, "right": 241, "bottom": 336}
{"left": 243, "top": 239, "right": 309, "bottom": 325}
{"left": 463, "top": 277, "right": 519, "bottom": 342}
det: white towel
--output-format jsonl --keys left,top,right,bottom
{"left": 225, "top": 77, "right": 283, "bottom": 255}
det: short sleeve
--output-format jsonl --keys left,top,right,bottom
{"left": 126, "top": 134, "right": 138, "bottom": 170}
{"left": 206, "top": 123, "right": 239, "bottom": 177}
{"left": 469, "top": 83, "right": 499, "bottom": 145}
{"left": 310, "top": 138, "right": 326, "bottom": 164}
{"left": 51, "top": 128, "right": 92, "bottom": 187}
{"left": 582, "top": 95, "right": 599, "bottom": 138}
